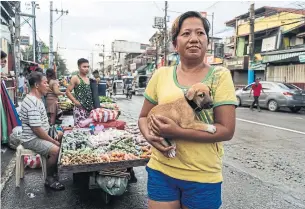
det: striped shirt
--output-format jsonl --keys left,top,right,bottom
{"left": 19, "top": 95, "right": 50, "bottom": 142}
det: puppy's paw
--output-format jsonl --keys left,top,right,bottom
{"left": 168, "top": 149, "right": 176, "bottom": 158}
{"left": 206, "top": 125, "right": 217, "bottom": 134}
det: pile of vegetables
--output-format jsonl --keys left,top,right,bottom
{"left": 100, "top": 103, "right": 119, "bottom": 110}
{"left": 99, "top": 96, "right": 114, "bottom": 103}
{"left": 60, "top": 127, "right": 151, "bottom": 166}
{"left": 58, "top": 96, "right": 74, "bottom": 111}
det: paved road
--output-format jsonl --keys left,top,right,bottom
{"left": 1, "top": 95, "right": 305, "bottom": 209}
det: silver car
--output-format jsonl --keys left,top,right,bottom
{"left": 235, "top": 81, "right": 305, "bottom": 112}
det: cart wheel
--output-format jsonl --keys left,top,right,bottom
{"left": 101, "top": 190, "right": 111, "bottom": 204}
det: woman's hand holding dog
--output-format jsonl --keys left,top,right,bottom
{"left": 151, "top": 115, "right": 181, "bottom": 139}
{"left": 145, "top": 134, "right": 174, "bottom": 156}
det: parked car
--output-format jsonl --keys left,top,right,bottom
{"left": 235, "top": 81, "right": 305, "bottom": 113}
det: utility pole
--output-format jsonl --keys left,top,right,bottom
{"left": 102, "top": 44, "right": 105, "bottom": 74}
{"left": 49, "top": 6, "right": 68, "bottom": 68}
{"left": 14, "top": 2, "right": 21, "bottom": 75}
{"left": 13, "top": 2, "right": 21, "bottom": 106}
{"left": 32, "top": 1, "right": 37, "bottom": 62}
{"left": 49, "top": 1, "right": 53, "bottom": 68}
{"left": 211, "top": 12, "right": 214, "bottom": 55}
{"left": 164, "top": 1, "right": 168, "bottom": 66}
{"left": 155, "top": 36, "right": 159, "bottom": 69}
{"left": 91, "top": 51, "right": 94, "bottom": 73}
{"left": 248, "top": 3, "right": 255, "bottom": 84}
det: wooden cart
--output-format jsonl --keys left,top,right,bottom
{"left": 57, "top": 143, "right": 149, "bottom": 203}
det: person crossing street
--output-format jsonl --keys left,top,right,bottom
{"left": 249, "top": 78, "right": 265, "bottom": 112}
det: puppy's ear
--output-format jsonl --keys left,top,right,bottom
{"left": 186, "top": 88, "right": 195, "bottom": 100}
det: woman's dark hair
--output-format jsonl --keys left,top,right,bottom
{"left": 1, "top": 50, "right": 7, "bottom": 59}
{"left": 35, "top": 67, "right": 44, "bottom": 73}
{"left": 171, "top": 11, "right": 210, "bottom": 45}
{"left": 28, "top": 71, "right": 45, "bottom": 88}
{"left": 46, "top": 68, "right": 56, "bottom": 80}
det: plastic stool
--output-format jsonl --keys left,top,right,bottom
{"left": 15, "top": 145, "right": 47, "bottom": 187}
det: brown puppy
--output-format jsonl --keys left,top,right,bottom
{"left": 148, "top": 83, "right": 216, "bottom": 158}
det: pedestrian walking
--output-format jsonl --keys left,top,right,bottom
{"left": 138, "top": 11, "right": 237, "bottom": 209}
{"left": 18, "top": 73, "right": 25, "bottom": 98}
{"left": 249, "top": 78, "right": 265, "bottom": 112}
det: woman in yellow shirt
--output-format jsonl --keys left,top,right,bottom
{"left": 138, "top": 11, "right": 237, "bottom": 209}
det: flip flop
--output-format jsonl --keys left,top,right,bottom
{"left": 45, "top": 180, "right": 65, "bottom": 191}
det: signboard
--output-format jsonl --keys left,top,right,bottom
{"left": 20, "top": 36, "right": 30, "bottom": 45}
{"left": 130, "top": 63, "right": 136, "bottom": 70}
{"left": 262, "top": 36, "right": 276, "bottom": 52}
{"left": 113, "top": 40, "right": 148, "bottom": 53}
{"left": 224, "top": 56, "right": 249, "bottom": 70}
{"left": 146, "top": 47, "right": 156, "bottom": 56}
{"left": 214, "top": 43, "right": 224, "bottom": 58}
{"left": 299, "top": 54, "right": 305, "bottom": 63}
{"left": 153, "top": 17, "right": 164, "bottom": 29}
{"left": 250, "top": 61, "right": 266, "bottom": 71}
{"left": 204, "top": 55, "right": 223, "bottom": 65}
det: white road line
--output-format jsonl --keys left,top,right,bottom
{"left": 236, "top": 118, "right": 305, "bottom": 135}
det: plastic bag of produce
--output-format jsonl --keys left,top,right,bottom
{"left": 93, "top": 120, "right": 126, "bottom": 130}
{"left": 8, "top": 126, "right": 22, "bottom": 150}
{"left": 96, "top": 175, "right": 128, "bottom": 196}
{"left": 90, "top": 108, "right": 119, "bottom": 123}
{"left": 24, "top": 155, "right": 41, "bottom": 168}
{"left": 100, "top": 103, "right": 119, "bottom": 110}
{"left": 78, "top": 118, "right": 94, "bottom": 128}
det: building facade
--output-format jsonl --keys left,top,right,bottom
{"left": 225, "top": 6, "right": 305, "bottom": 85}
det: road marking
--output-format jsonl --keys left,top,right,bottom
{"left": 236, "top": 118, "right": 305, "bottom": 135}
{"left": 295, "top": 117, "right": 303, "bottom": 120}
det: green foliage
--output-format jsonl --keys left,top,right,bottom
{"left": 21, "top": 43, "right": 68, "bottom": 77}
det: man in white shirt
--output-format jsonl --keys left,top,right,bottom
{"left": 20, "top": 71, "right": 65, "bottom": 190}
{"left": 18, "top": 73, "right": 25, "bottom": 98}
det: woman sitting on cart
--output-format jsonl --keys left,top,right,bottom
{"left": 19, "top": 71, "right": 65, "bottom": 190}
{"left": 138, "top": 11, "right": 237, "bottom": 209}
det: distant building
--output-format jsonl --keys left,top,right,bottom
{"left": 224, "top": 6, "right": 305, "bottom": 87}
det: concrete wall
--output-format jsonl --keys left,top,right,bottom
{"left": 237, "top": 12, "right": 305, "bottom": 36}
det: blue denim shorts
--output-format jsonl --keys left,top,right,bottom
{"left": 146, "top": 167, "right": 222, "bottom": 209}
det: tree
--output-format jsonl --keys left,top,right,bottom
{"left": 21, "top": 42, "right": 68, "bottom": 77}
{"left": 21, "top": 45, "right": 34, "bottom": 61}
{"left": 54, "top": 54, "right": 68, "bottom": 78}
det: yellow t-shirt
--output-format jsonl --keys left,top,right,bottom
{"left": 144, "top": 65, "right": 237, "bottom": 183}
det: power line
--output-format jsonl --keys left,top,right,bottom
{"left": 58, "top": 46, "right": 113, "bottom": 52}
{"left": 153, "top": 1, "right": 162, "bottom": 12}
{"left": 161, "top": 2, "right": 220, "bottom": 15}
{"left": 20, "top": 16, "right": 43, "bottom": 42}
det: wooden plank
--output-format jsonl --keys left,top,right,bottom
{"left": 58, "top": 158, "right": 149, "bottom": 175}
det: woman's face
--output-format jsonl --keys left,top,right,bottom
{"left": 175, "top": 17, "right": 208, "bottom": 61}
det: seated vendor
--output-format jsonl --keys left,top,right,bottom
{"left": 19, "top": 71, "right": 65, "bottom": 191}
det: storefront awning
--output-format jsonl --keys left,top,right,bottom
{"left": 262, "top": 51, "right": 305, "bottom": 63}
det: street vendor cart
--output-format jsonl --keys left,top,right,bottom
{"left": 57, "top": 121, "right": 151, "bottom": 204}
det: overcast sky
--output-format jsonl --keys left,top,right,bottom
{"left": 20, "top": 0, "right": 300, "bottom": 71}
